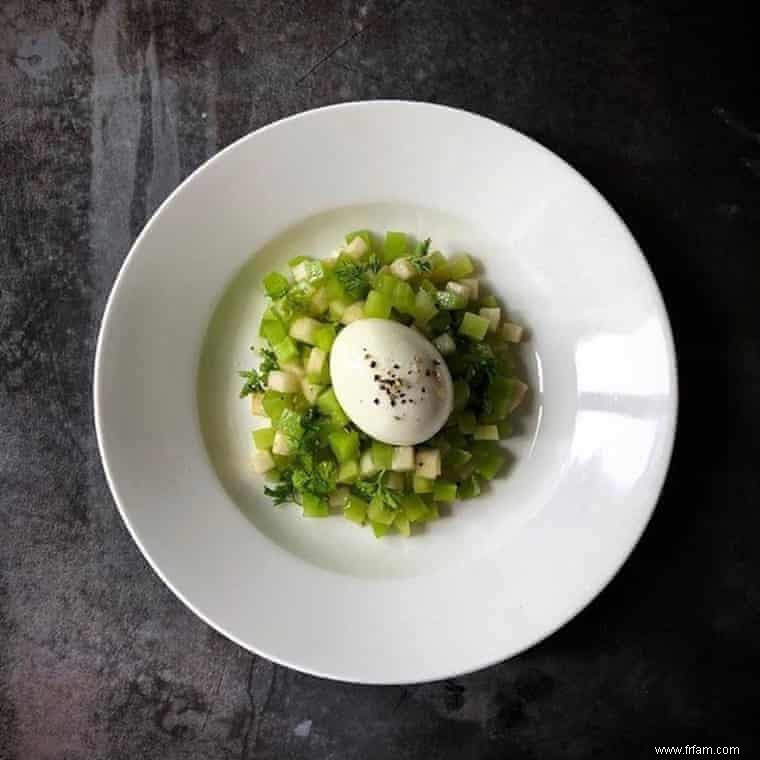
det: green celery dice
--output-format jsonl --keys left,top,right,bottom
{"left": 345, "top": 229, "right": 372, "bottom": 250}
{"left": 364, "top": 289, "right": 392, "bottom": 319}
{"left": 459, "top": 312, "right": 490, "bottom": 340}
{"left": 317, "top": 388, "right": 349, "bottom": 425}
{"left": 262, "top": 390, "right": 292, "bottom": 421}
{"left": 313, "top": 323, "right": 337, "bottom": 352}
{"left": 259, "top": 315, "right": 288, "bottom": 345}
{"left": 392, "top": 280, "right": 417, "bottom": 315}
{"left": 458, "top": 474, "right": 481, "bottom": 499}
{"left": 328, "top": 430, "right": 359, "bottom": 463}
{"left": 394, "top": 512, "right": 411, "bottom": 537}
{"left": 374, "top": 272, "right": 400, "bottom": 296}
{"left": 401, "top": 493, "right": 428, "bottom": 522}
{"left": 263, "top": 271, "right": 289, "bottom": 298}
{"left": 372, "top": 521, "right": 390, "bottom": 538}
{"left": 414, "top": 289, "right": 438, "bottom": 324}
{"left": 337, "top": 459, "right": 359, "bottom": 484}
{"left": 384, "top": 231, "right": 408, "bottom": 263}
{"left": 371, "top": 441, "right": 393, "bottom": 470}
{"left": 344, "top": 495, "right": 368, "bottom": 524}
{"left": 253, "top": 427, "right": 275, "bottom": 450}
{"left": 367, "top": 494, "right": 397, "bottom": 525}
{"left": 302, "top": 493, "right": 328, "bottom": 517}
{"left": 433, "top": 480, "right": 458, "bottom": 502}
{"left": 273, "top": 336, "right": 299, "bottom": 364}
{"left": 435, "top": 290, "right": 467, "bottom": 310}
{"left": 413, "top": 474, "right": 434, "bottom": 494}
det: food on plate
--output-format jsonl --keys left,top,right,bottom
{"left": 239, "top": 230, "right": 528, "bottom": 536}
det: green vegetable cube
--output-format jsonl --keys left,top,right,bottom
{"left": 364, "top": 289, "right": 392, "bottom": 319}
{"left": 368, "top": 494, "right": 397, "bottom": 525}
{"left": 414, "top": 289, "right": 438, "bottom": 324}
{"left": 374, "top": 272, "right": 400, "bottom": 296}
{"left": 413, "top": 474, "right": 434, "bottom": 494}
{"left": 343, "top": 495, "right": 368, "bottom": 524}
{"left": 313, "top": 323, "right": 337, "bottom": 352}
{"left": 253, "top": 427, "right": 275, "bottom": 450}
{"left": 260, "top": 315, "right": 288, "bottom": 345}
{"left": 371, "top": 441, "right": 393, "bottom": 470}
{"left": 337, "top": 459, "right": 359, "bottom": 484}
{"left": 433, "top": 480, "right": 457, "bottom": 502}
{"left": 372, "top": 521, "right": 390, "bottom": 538}
{"left": 474, "top": 424, "right": 499, "bottom": 440}
{"left": 401, "top": 493, "right": 428, "bottom": 522}
{"left": 289, "top": 316, "right": 321, "bottom": 345}
{"left": 458, "top": 474, "right": 481, "bottom": 499}
{"left": 302, "top": 493, "right": 328, "bottom": 517}
{"left": 328, "top": 297, "right": 352, "bottom": 321}
{"left": 263, "top": 271, "right": 289, "bottom": 298}
{"left": 459, "top": 312, "right": 490, "bottom": 341}
{"left": 435, "top": 290, "right": 467, "bottom": 311}
{"left": 316, "top": 388, "right": 349, "bottom": 425}
{"left": 288, "top": 255, "right": 308, "bottom": 267}
{"left": 394, "top": 512, "right": 411, "bottom": 537}
{"left": 392, "top": 281, "right": 416, "bottom": 315}
{"left": 438, "top": 253, "right": 474, "bottom": 281}
{"left": 328, "top": 430, "right": 359, "bottom": 463}
{"left": 384, "top": 231, "right": 408, "bottom": 263}
{"left": 306, "top": 347, "right": 328, "bottom": 382}
{"left": 273, "top": 336, "right": 299, "bottom": 365}
{"left": 345, "top": 229, "right": 372, "bottom": 250}
{"left": 262, "top": 390, "right": 292, "bottom": 421}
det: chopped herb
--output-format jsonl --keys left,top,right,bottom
{"left": 353, "top": 470, "right": 401, "bottom": 510}
{"left": 334, "top": 257, "right": 370, "bottom": 299}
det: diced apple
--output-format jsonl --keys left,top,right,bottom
{"left": 343, "top": 236, "right": 368, "bottom": 259}
{"left": 459, "top": 277, "right": 479, "bottom": 300}
{"left": 341, "top": 302, "right": 365, "bottom": 325}
{"left": 446, "top": 281, "right": 470, "bottom": 304}
{"left": 250, "top": 392, "right": 266, "bottom": 416}
{"left": 310, "top": 286, "right": 330, "bottom": 316}
{"left": 306, "top": 347, "right": 327, "bottom": 381}
{"left": 390, "top": 258, "right": 417, "bottom": 281}
{"left": 291, "top": 261, "right": 311, "bottom": 282}
{"left": 267, "top": 370, "right": 301, "bottom": 393}
{"left": 289, "top": 316, "right": 321, "bottom": 344}
{"left": 279, "top": 360, "right": 304, "bottom": 378}
{"left": 252, "top": 449, "right": 275, "bottom": 473}
{"left": 508, "top": 379, "right": 529, "bottom": 412}
{"left": 272, "top": 430, "right": 295, "bottom": 456}
{"left": 329, "top": 487, "right": 350, "bottom": 510}
{"left": 433, "top": 333, "right": 456, "bottom": 355}
{"left": 301, "top": 379, "right": 324, "bottom": 403}
{"left": 391, "top": 446, "right": 415, "bottom": 472}
{"left": 360, "top": 449, "right": 379, "bottom": 477}
{"left": 502, "top": 322, "right": 524, "bottom": 342}
{"left": 479, "top": 307, "right": 501, "bottom": 333}
{"left": 385, "top": 471, "right": 405, "bottom": 490}
{"left": 414, "top": 448, "right": 441, "bottom": 479}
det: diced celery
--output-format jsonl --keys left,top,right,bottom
{"left": 372, "top": 521, "right": 390, "bottom": 538}
{"left": 401, "top": 493, "right": 428, "bottom": 522}
{"left": 316, "top": 388, "right": 349, "bottom": 425}
{"left": 440, "top": 253, "right": 474, "bottom": 281}
{"left": 288, "top": 255, "right": 308, "bottom": 267}
{"left": 292, "top": 259, "right": 325, "bottom": 284}
{"left": 301, "top": 380, "right": 323, "bottom": 404}
{"left": 309, "top": 286, "right": 330, "bottom": 316}
{"left": 371, "top": 440, "right": 393, "bottom": 470}
{"left": 344, "top": 494, "right": 368, "bottom": 524}
{"left": 253, "top": 427, "right": 276, "bottom": 450}
{"left": 337, "top": 459, "right": 359, "bottom": 484}
{"left": 459, "top": 312, "right": 490, "bottom": 340}
{"left": 459, "top": 277, "right": 480, "bottom": 300}
{"left": 280, "top": 359, "right": 304, "bottom": 378}
{"left": 383, "top": 231, "right": 408, "bottom": 263}
{"left": 458, "top": 474, "right": 481, "bottom": 499}
{"left": 453, "top": 379, "right": 470, "bottom": 411}
{"left": 458, "top": 411, "right": 477, "bottom": 434}
{"left": 435, "top": 290, "right": 467, "bottom": 311}
{"left": 392, "top": 281, "right": 416, "bottom": 315}
{"left": 474, "top": 424, "right": 499, "bottom": 440}
{"left": 302, "top": 493, "right": 328, "bottom": 517}
{"left": 263, "top": 271, "right": 289, "bottom": 298}
{"left": 276, "top": 408, "right": 303, "bottom": 440}
{"left": 480, "top": 294, "right": 498, "bottom": 307}
{"left": 368, "top": 494, "right": 396, "bottom": 525}
{"left": 329, "top": 487, "right": 350, "bottom": 509}
{"left": 506, "top": 379, "right": 529, "bottom": 412}
{"left": 343, "top": 236, "right": 368, "bottom": 260}
{"left": 413, "top": 474, "right": 434, "bottom": 494}
{"left": 414, "top": 289, "right": 438, "bottom": 324}
{"left": 394, "top": 512, "right": 411, "bottom": 537}
{"left": 328, "top": 430, "right": 359, "bottom": 464}
{"left": 272, "top": 297, "right": 297, "bottom": 325}
{"left": 313, "top": 323, "right": 337, "bottom": 352}
{"left": 390, "top": 258, "right": 417, "bottom": 281}
{"left": 259, "top": 315, "right": 288, "bottom": 345}
{"left": 498, "top": 419, "right": 513, "bottom": 438}
{"left": 364, "top": 289, "right": 392, "bottom": 319}
{"left": 289, "top": 316, "right": 321, "bottom": 344}
{"left": 273, "top": 336, "right": 299, "bottom": 364}
{"left": 446, "top": 281, "right": 470, "bottom": 304}
{"left": 374, "top": 272, "right": 399, "bottom": 295}
{"left": 433, "top": 480, "right": 457, "bottom": 502}
{"left": 472, "top": 443, "right": 506, "bottom": 480}
{"left": 262, "top": 390, "right": 292, "bottom": 421}
{"left": 502, "top": 322, "right": 524, "bottom": 343}
{"left": 324, "top": 274, "right": 345, "bottom": 300}
{"left": 421, "top": 500, "right": 440, "bottom": 521}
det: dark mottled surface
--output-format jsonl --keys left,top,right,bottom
{"left": 1, "top": 1, "right": 758, "bottom": 758}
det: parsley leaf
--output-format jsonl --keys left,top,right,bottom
{"left": 354, "top": 471, "right": 401, "bottom": 510}
{"left": 366, "top": 253, "right": 382, "bottom": 275}
{"left": 238, "top": 348, "right": 280, "bottom": 397}
{"left": 265, "top": 470, "right": 295, "bottom": 505}
{"left": 409, "top": 238, "right": 432, "bottom": 272}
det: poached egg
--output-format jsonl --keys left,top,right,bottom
{"left": 330, "top": 319, "right": 454, "bottom": 446}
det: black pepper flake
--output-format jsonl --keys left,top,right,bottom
{"left": 374, "top": 374, "right": 380, "bottom": 381}
{"left": 425, "top": 370, "right": 431, "bottom": 377}
{"left": 433, "top": 360, "right": 441, "bottom": 366}
{"left": 422, "top": 387, "right": 427, "bottom": 393}
{"left": 370, "top": 360, "right": 377, "bottom": 368}
{"left": 373, "top": 398, "right": 379, "bottom": 405}
{"left": 391, "top": 400, "right": 396, "bottom": 407}
{"left": 393, "top": 364, "right": 400, "bottom": 369}
{"left": 393, "top": 415, "right": 401, "bottom": 420}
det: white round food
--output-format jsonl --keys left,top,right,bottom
{"left": 329, "top": 318, "right": 454, "bottom": 446}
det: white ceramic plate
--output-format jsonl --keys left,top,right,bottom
{"left": 95, "top": 101, "right": 677, "bottom": 684}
